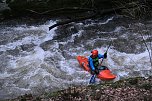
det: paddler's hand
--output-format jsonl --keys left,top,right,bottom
{"left": 91, "top": 70, "right": 95, "bottom": 75}
{"left": 91, "top": 69, "right": 99, "bottom": 75}
{"left": 95, "top": 69, "right": 99, "bottom": 74}
{"left": 104, "top": 52, "right": 107, "bottom": 58}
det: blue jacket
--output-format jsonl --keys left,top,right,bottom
{"left": 88, "top": 54, "right": 104, "bottom": 71}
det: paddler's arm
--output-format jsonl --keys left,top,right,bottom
{"left": 89, "top": 57, "right": 95, "bottom": 71}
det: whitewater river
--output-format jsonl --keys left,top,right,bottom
{"left": 0, "top": 16, "right": 151, "bottom": 99}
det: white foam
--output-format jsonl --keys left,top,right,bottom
{"left": 113, "top": 26, "right": 126, "bottom": 32}
{"left": 66, "top": 30, "right": 83, "bottom": 43}
{"left": 0, "top": 72, "right": 13, "bottom": 78}
{"left": 40, "top": 20, "right": 57, "bottom": 42}
{"left": 117, "top": 71, "right": 129, "bottom": 77}
{"left": 13, "top": 20, "right": 56, "bottom": 32}
{"left": 107, "top": 49, "right": 151, "bottom": 74}
{"left": 21, "top": 46, "right": 45, "bottom": 63}
{"left": 84, "top": 17, "right": 114, "bottom": 28}
{"left": 0, "top": 20, "right": 57, "bottom": 51}
{"left": 8, "top": 46, "right": 45, "bottom": 70}
{"left": 59, "top": 60, "right": 76, "bottom": 75}
{"left": 99, "top": 17, "right": 114, "bottom": 25}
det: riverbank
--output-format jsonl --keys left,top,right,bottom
{"left": 6, "top": 76, "right": 152, "bottom": 101}
{"left": 1, "top": 0, "right": 152, "bottom": 22}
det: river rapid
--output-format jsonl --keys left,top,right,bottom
{"left": 0, "top": 16, "right": 151, "bottom": 99}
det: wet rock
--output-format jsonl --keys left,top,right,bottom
{"left": 6, "top": 47, "right": 20, "bottom": 56}
{"left": 5, "top": 43, "right": 35, "bottom": 56}
{"left": 20, "top": 43, "right": 36, "bottom": 52}
{"left": 54, "top": 24, "right": 78, "bottom": 41}
{"left": 40, "top": 40, "right": 54, "bottom": 51}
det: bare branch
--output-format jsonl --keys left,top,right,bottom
{"left": 26, "top": 7, "right": 95, "bottom": 15}
{"left": 138, "top": 25, "right": 152, "bottom": 68}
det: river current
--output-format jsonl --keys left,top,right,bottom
{"left": 0, "top": 16, "right": 151, "bottom": 99}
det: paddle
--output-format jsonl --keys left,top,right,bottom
{"left": 100, "top": 40, "right": 112, "bottom": 64}
{"left": 89, "top": 74, "right": 96, "bottom": 84}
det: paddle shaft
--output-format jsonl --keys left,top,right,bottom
{"left": 100, "top": 40, "right": 112, "bottom": 64}
{"left": 89, "top": 74, "right": 96, "bottom": 84}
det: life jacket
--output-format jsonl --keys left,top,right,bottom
{"left": 91, "top": 55, "right": 99, "bottom": 68}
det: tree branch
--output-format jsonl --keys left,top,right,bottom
{"left": 26, "top": 7, "right": 95, "bottom": 15}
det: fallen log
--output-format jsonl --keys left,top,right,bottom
{"left": 49, "top": 12, "right": 98, "bottom": 30}
{"left": 48, "top": 6, "right": 138, "bottom": 30}
{"left": 49, "top": 7, "right": 122, "bottom": 30}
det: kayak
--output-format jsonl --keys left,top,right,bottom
{"left": 77, "top": 56, "right": 116, "bottom": 80}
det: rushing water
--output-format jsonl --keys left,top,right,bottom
{"left": 0, "top": 16, "right": 151, "bottom": 99}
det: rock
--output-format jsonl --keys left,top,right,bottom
{"left": 20, "top": 43, "right": 36, "bottom": 52}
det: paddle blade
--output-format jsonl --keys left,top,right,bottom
{"left": 89, "top": 75, "right": 96, "bottom": 84}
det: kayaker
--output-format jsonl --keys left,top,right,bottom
{"left": 88, "top": 49, "right": 107, "bottom": 83}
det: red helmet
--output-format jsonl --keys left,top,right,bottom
{"left": 91, "top": 50, "right": 98, "bottom": 57}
